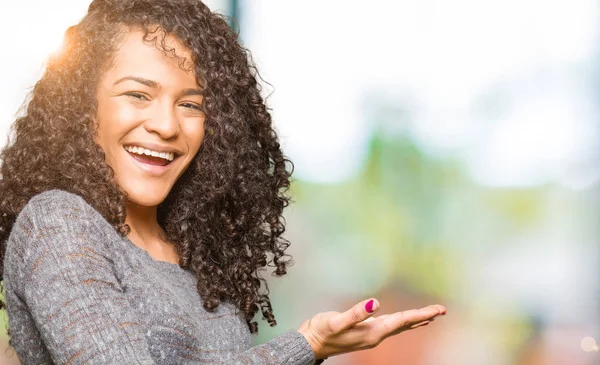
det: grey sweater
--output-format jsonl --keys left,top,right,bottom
{"left": 3, "top": 190, "right": 316, "bottom": 364}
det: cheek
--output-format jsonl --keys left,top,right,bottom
{"left": 183, "top": 118, "right": 206, "bottom": 154}
{"left": 96, "top": 100, "right": 141, "bottom": 145}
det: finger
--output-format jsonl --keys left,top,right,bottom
{"left": 409, "top": 319, "right": 433, "bottom": 329}
{"left": 383, "top": 305, "right": 444, "bottom": 331}
{"left": 433, "top": 304, "right": 447, "bottom": 315}
{"left": 328, "top": 298, "right": 380, "bottom": 333}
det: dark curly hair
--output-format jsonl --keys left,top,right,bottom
{"left": 0, "top": 0, "right": 294, "bottom": 334}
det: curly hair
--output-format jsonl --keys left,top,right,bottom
{"left": 0, "top": 0, "right": 294, "bottom": 334}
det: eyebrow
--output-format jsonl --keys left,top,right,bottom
{"left": 181, "top": 88, "right": 203, "bottom": 97}
{"left": 113, "top": 76, "right": 203, "bottom": 96}
{"left": 114, "top": 76, "right": 159, "bottom": 88}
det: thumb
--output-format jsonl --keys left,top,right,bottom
{"left": 329, "top": 298, "right": 380, "bottom": 333}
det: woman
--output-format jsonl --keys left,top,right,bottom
{"left": 0, "top": 0, "right": 446, "bottom": 364}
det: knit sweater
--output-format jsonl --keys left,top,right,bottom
{"left": 3, "top": 189, "right": 317, "bottom": 364}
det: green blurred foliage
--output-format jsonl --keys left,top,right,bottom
{"left": 291, "top": 133, "right": 460, "bottom": 297}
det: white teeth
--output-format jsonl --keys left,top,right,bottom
{"left": 124, "top": 146, "right": 175, "bottom": 162}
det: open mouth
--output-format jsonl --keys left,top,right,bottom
{"left": 130, "top": 153, "right": 171, "bottom": 166}
{"left": 124, "top": 145, "right": 177, "bottom": 167}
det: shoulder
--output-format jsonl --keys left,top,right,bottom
{"left": 23, "top": 189, "right": 92, "bottom": 215}
{"left": 5, "top": 190, "right": 112, "bottom": 273}
{"left": 4, "top": 190, "right": 114, "bottom": 296}
{"left": 18, "top": 189, "right": 102, "bottom": 226}
{"left": 10, "top": 189, "right": 107, "bottom": 246}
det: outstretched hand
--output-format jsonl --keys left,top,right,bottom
{"left": 297, "top": 299, "right": 446, "bottom": 360}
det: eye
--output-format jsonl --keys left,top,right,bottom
{"left": 124, "top": 92, "right": 150, "bottom": 101}
{"left": 179, "top": 102, "right": 203, "bottom": 111}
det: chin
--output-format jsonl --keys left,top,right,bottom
{"left": 123, "top": 182, "right": 172, "bottom": 207}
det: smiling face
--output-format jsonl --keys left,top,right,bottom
{"left": 95, "top": 30, "right": 205, "bottom": 208}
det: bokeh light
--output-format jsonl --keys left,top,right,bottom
{"left": 581, "top": 336, "right": 598, "bottom": 352}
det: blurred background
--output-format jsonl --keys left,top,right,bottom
{"left": 1, "top": 0, "right": 599, "bottom": 364}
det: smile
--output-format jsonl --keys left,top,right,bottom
{"left": 123, "top": 145, "right": 181, "bottom": 176}
{"left": 124, "top": 145, "right": 175, "bottom": 162}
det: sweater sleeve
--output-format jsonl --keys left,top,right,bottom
{"left": 226, "top": 330, "right": 317, "bottom": 364}
{"left": 4, "top": 190, "right": 319, "bottom": 365}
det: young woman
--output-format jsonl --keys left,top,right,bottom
{"left": 0, "top": 0, "right": 446, "bottom": 363}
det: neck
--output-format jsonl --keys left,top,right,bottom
{"left": 125, "top": 202, "right": 163, "bottom": 243}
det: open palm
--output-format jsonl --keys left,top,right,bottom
{"left": 298, "top": 299, "right": 446, "bottom": 360}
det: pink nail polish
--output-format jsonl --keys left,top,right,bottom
{"left": 365, "top": 300, "right": 375, "bottom": 313}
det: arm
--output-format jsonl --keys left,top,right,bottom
{"left": 4, "top": 191, "right": 157, "bottom": 364}
{"left": 4, "top": 190, "right": 318, "bottom": 365}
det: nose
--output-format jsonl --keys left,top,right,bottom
{"left": 143, "top": 101, "right": 180, "bottom": 139}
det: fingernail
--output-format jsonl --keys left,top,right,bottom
{"left": 365, "top": 299, "right": 375, "bottom": 313}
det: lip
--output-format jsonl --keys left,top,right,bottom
{"left": 124, "top": 146, "right": 179, "bottom": 177}
{"left": 123, "top": 142, "right": 183, "bottom": 156}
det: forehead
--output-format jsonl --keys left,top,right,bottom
{"left": 103, "top": 29, "right": 196, "bottom": 82}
